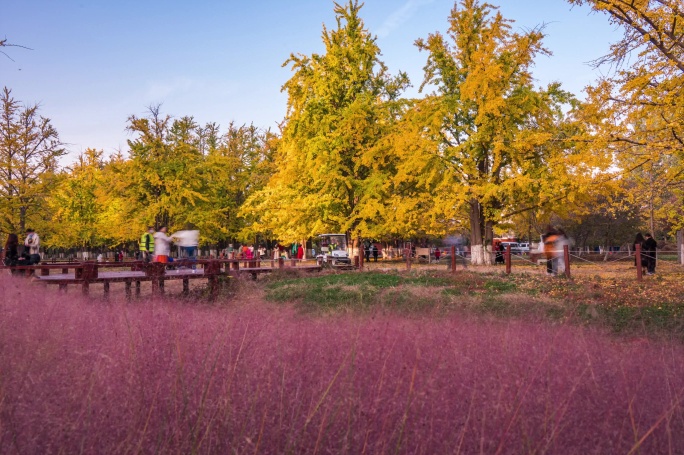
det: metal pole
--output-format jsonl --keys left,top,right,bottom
{"left": 636, "top": 243, "right": 643, "bottom": 281}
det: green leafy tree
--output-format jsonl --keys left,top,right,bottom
{"left": 120, "top": 106, "right": 207, "bottom": 234}
{"left": 106, "top": 107, "right": 272, "bottom": 247}
{"left": 48, "top": 149, "right": 108, "bottom": 249}
{"left": 201, "top": 122, "right": 275, "bottom": 244}
{"left": 0, "top": 87, "right": 64, "bottom": 236}
{"left": 243, "top": 0, "right": 409, "bottom": 244}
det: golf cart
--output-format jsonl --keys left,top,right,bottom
{"left": 314, "top": 233, "right": 352, "bottom": 267}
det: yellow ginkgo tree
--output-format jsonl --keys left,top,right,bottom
{"left": 570, "top": 0, "right": 684, "bottom": 236}
{"left": 241, "top": 0, "right": 409, "bottom": 245}
{"left": 387, "top": 0, "right": 610, "bottom": 264}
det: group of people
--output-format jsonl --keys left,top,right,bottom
{"left": 0, "top": 228, "right": 664, "bottom": 279}
{"left": 2, "top": 229, "right": 41, "bottom": 267}
{"left": 633, "top": 232, "right": 658, "bottom": 275}
{"left": 239, "top": 244, "right": 267, "bottom": 260}
{"left": 221, "top": 244, "right": 272, "bottom": 260}
{"left": 364, "top": 243, "right": 379, "bottom": 262}
{"left": 139, "top": 226, "right": 199, "bottom": 266}
{"left": 272, "top": 243, "right": 303, "bottom": 260}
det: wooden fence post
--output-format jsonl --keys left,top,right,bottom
{"left": 359, "top": 237, "right": 364, "bottom": 270}
{"left": 451, "top": 246, "right": 456, "bottom": 274}
{"left": 80, "top": 262, "right": 98, "bottom": 296}
{"left": 505, "top": 244, "right": 512, "bottom": 274}
{"left": 563, "top": 245, "right": 571, "bottom": 279}
{"left": 636, "top": 243, "right": 643, "bottom": 281}
{"left": 206, "top": 260, "right": 220, "bottom": 300}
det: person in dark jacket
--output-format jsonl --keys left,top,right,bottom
{"left": 2, "top": 233, "right": 20, "bottom": 266}
{"left": 643, "top": 233, "right": 657, "bottom": 275}
{"left": 495, "top": 243, "right": 506, "bottom": 265}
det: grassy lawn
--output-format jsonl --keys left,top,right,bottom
{"left": 263, "top": 268, "right": 684, "bottom": 337}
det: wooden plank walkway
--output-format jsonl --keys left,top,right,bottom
{"left": 2, "top": 258, "right": 322, "bottom": 299}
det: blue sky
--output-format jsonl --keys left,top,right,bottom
{"left": 1, "top": 0, "right": 620, "bottom": 161}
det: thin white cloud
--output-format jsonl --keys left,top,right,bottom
{"left": 145, "top": 77, "right": 194, "bottom": 100}
{"left": 376, "top": 0, "right": 435, "bottom": 38}
{"left": 143, "top": 78, "right": 240, "bottom": 104}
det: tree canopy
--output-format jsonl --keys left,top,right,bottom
{"left": 242, "top": 0, "right": 409, "bottom": 245}
{"left": 1, "top": 0, "right": 682, "bottom": 254}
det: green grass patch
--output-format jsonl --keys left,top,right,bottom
{"left": 265, "top": 271, "right": 402, "bottom": 291}
{"left": 261, "top": 270, "right": 684, "bottom": 337}
{"left": 483, "top": 279, "right": 517, "bottom": 294}
{"left": 265, "top": 271, "right": 456, "bottom": 312}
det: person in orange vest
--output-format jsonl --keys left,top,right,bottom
{"left": 543, "top": 227, "right": 560, "bottom": 276}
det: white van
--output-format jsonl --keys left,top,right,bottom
{"left": 513, "top": 243, "right": 530, "bottom": 253}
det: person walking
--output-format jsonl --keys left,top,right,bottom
{"left": 643, "top": 233, "right": 658, "bottom": 275}
{"left": 153, "top": 227, "right": 174, "bottom": 263}
{"left": 172, "top": 228, "right": 199, "bottom": 269}
{"left": 140, "top": 227, "right": 155, "bottom": 262}
{"left": 543, "top": 227, "right": 560, "bottom": 276}
{"left": 372, "top": 244, "right": 379, "bottom": 262}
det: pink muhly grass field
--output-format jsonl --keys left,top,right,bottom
{"left": 1, "top": 276, "right": 683, "bottom": 454}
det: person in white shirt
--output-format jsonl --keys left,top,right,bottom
{"left": 154, "top": 227, "right": 174, "bottom": 263}
{"left": 24, "top": 229, "right": 40, "bottom": 255}
{"left": 171, "top": 229, "right": 199, "bottom": 269}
